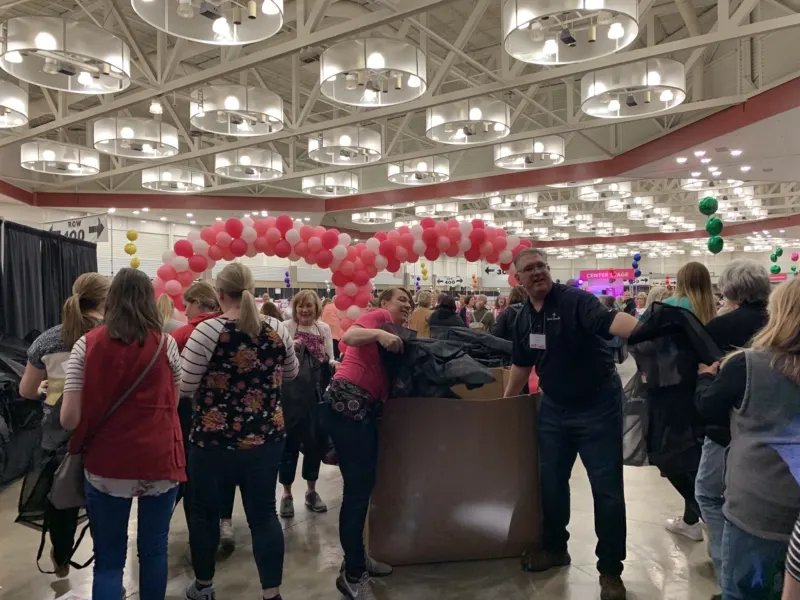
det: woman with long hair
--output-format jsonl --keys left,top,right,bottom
{"left": 19, "top": 272, "right": 109, "bottom": 578}
{"left": 696, "top": 278, "right": 800, "bottom": 599}
{"left": 61, "top": 269, "right": 185, "bottom": 600}
{"left": 261, "top": 300, "right": 284, "bottom": 322}
{"left": 180, "top": 263, "right": 298, "bottom": 600}
{"left": 664, "top": 262, "right": 717, "bottom": 325}
{"left": 323, "top": 287, "right": 413, "bottom": 600}
{"left": 156, "top": 293, "right": 185, "bottom": 333}
{"left": 494, "top": 295, "right": 508, "bottom": 316}
{"left": 645, "top": 285, "right": 671, "bottom": 309}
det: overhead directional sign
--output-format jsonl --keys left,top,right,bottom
{"left": 484, "top": 266, "right": 505, "bottom": 275}
{"left": 48, "top": 214, "right": 109, "bottom": 243}
{"left": 435, "top": 276, "right": 464, "bottom": 286}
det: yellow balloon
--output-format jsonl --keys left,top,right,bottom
{"left": 124, "top": 242, "right": 137, "bottom": 255}
{"left": 129, "top": 257, "right": 140, "bottom": 269}
{"left": 126, "top": 229, "right": 138, "bottom": 242}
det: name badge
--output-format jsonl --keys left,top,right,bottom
{"left": 529, "top": 333, "right": 546, "bottom": 350}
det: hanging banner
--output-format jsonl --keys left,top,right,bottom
{"left": 47, "top": 214, "right": 109, "bottom": 243}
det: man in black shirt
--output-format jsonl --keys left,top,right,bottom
{"left": 504, "top": 248, "right": 639, "bottom": 600}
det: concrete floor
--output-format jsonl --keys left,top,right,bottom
{"left": 0, "top": 361, "right": 720, "bottom": 599}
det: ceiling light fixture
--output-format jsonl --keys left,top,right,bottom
{"left": 149, "top": 100, "right": 163, "bottom": 115}
{"left": 740, "top": 165, "right": 751, "bottom": 172}
{"left": 681, "top": 178, "right": 743, "bottom": 192}
{"left": 577, "top": 181, "right": 632, "bottom": 202}
{"left": 502, "top": 0, "right": 638, "bottom": 65}
{"left": 0, "top": 16, "right": 131, "bottom": 94}
{"left": 694, "top": 150, "right": 706, "bottom": 157}
{"left": 493, "top": 135, "right": 566, "bottom": 169}
{"left": 0, "top": 81, "right": 28, "bottom": 128}
{"left": 415, "top": 202, "right": 459, "bottom": 218}
{"left": 489, "top": 192, "right": 539, "bottom": 211}
{"left": 351, "top": 211, "right": 393, "bottom": 225}
{"left": 701, "top": 157, "right": 712, "bottom": 164}
{"left": 93, "top": 117, "right": 179, "bottom": 158}
{"left": 675, "top": 156, "right": 687, "bottom": 164}
{"left": 451, "top": 190, "right": 500, "bottom": 201}
{"left": 214, "top": 148, "right": 283, "bottom": 181}
{"left": 320, "top": 38, "right": 426, "bottom": 107}
{"left": 302, "top": 171, "right": 359, "bottom": 197}
{"left": 308, "top": 126, "right": 382, "bottom": 165}
{"left": 142, "top": 207, "right": 150, "bottom": 212}
{"left": 387, "top": 156, "right": 450, "bottom": 185}
{"left": 546, "top": 178, "right": 603, "bottom": 189}
{"left": 190, "top": 84, "right": 283, "bottom": 136}
{"left": 142, "top": 165, "right": 205, "bottom": 193}
{"left": 20, "top": 140, "right": 100, "bottom": 175}
{"left": 730, "top": 149, "right": 742, "bottom": 156}
{"left": 426, "top": 97, "right": 510, "bottom": 144}
{"left": 581, "top": 58, "right": 686, "bottom": 118}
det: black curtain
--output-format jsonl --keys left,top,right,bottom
{"left": 0, "top": 220, "right": 98, "bottom": 339}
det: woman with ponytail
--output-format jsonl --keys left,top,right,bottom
{"left": 20, "top": 272, "right": 109, "bottom": 578}
{"left": 156, "top": 293, "right": 185, "bottom": 333}
{"left": 180, "top": 263, "right": 298, "bottom": 600}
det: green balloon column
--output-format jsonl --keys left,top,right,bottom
{"left": 770, "top": 246, "right": 784, "bottom": 275}
{"left": 699, "top": 196, "right": 724, "bottom": 254}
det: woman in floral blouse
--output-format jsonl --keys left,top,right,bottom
{"left": 180, "top": 263, "right": 298, "bottom": 600}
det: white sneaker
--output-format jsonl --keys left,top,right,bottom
{"left": 665, "top": 517, "right": 704, "bottom": 541}
{"left": 185, "top": 581, "right": 216, "bottom": 600}
{"left": 336, "top": 572, "right": 376, "bottom": 600}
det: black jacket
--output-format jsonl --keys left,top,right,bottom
{"left": 491, "top": 303, "right": 523, "bottom": 341}
{"left": 429, "top": 307, "right": 467, "bottom": 329}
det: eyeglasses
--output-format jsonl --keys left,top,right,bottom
{"left": 518, "top": 261, "right": 549, "bottom": 274}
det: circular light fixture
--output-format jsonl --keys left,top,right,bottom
{"left": 615, "top": 227, "right": 630, "bottom": 235}
{"left": 190, "top": 85, "right": 283, "bottom": 136}
{"left": 580, "top": 58, "right": 686, "bottom": 118}
{"left": 426, "top": 97, "right": 510, "bottom": 145}
{"left": 352, "top": 211, "right": 393, "bottom": 225}
{"left": 215, "top": 148, "right": 283, "bottom": 181}
{"left": 320, "top": 38, "right": 426, "bottom": 107}
{"left": 20, "top": 140, "right": 100, "bottom": 175}
{"left": 142, "top": 165, "right": 205, "bottom": 193}
{"left": 502, "top": 0, "right": 639, "bottom": 65}
{"left": 0, "top": 16, "right": 131, "bottom": 94}
{"left": 302, "top": 172, "right": 359, "bottom": 197}
{"left": 489, "top": 192, "right": 539, "bottom": 211}
{"left": 93, "top": 117, "right": 179, "bottom": 159}
{"left": 552, "top": 215, "right": 575, "bottom": 227}
{"left": 498, "top": 219, "right": 525, "bottom": 231}
{"left": 456, "top": 212, "right": 495, "bottom": 224}
{"left": 546, "top": 178, "right": 603, "bottom": 188}
{"left": 681, "top": 178, "right": 743, "bottom": 192}
{"left": 605, "top": 198, "right": 629, "bottom": 212}
{"left": 377, "top": 201, "right": 416, "bottom": 209}
{"left": 493, "top": 135, "right": 566, "bottom": 169}
{"left": 415, "top": 202, "right": 459, "bottom": 218}
{"left": 631, "top": 195, "right": 654, "bottom": 209}
{"left": 308, "top": 126, "right": 381, "bottom": 165}
{"left": 627, "top": 209, "right": 646, "bottom": 221}
{"left": 0, "top": 81, "right": 28, "bottom": 128}
{"left": 577, "top": 181, "right": 632, "bottom": 202}
{"left": 131, "top": 0, "right": 283, "bottom": 45}
{"left": 387, "top": 156, "right": 450, "bottom": 185}
{"left": 525, "top": 207, "right": 550, "bottom": 220}
{"left": 451, "top": 190, "right": 500, "bottom": 201}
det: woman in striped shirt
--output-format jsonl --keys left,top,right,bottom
{"left": 785, "top": 515, "right": 800, "bottom": 600}
{"left": 180, "top": 263, "right": 298, "bottom": 600}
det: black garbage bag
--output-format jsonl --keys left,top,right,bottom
{"left": 622, "top": 372, "right": 648, "bottom": 467}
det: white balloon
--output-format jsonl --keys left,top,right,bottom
{"left": 458, "top": 238, "right": 472, "bottom": 252}
{"left": 459, "top": 222, "right": 473, "bottom": 235}
{"left": 412, "top": 240, "right": 426, "bottom": 255}
{"left": 507, "top": 235, "right": 521, "bottom": 250}
{"left": 374, "top": 255, "right": 388, "bottom": 271}
{"left": 288, "top": 251, "right": 300, "bottom": 261}
{"left": 162, "top": 250, "right": 177, "bottom": 264}
{"left": 499, "top": 249, "right": 513, "bottom": 263}
{"left": 206, "top": 258, "right": 216, "bottom": 271}
{"left": 192, "top": 240, "right": 210, "bottom": 256}
{"left": 187, "top": 230, "right": 201, "bottom": 243}
{"left": 343, "top": 282, "right": 358, "bottom": 297}
{"left": 241, "top": 226, "right": 258, "bottom": 243}
{"left": 410, "top": 224, "right": 424, "bottom": 239}
{"left": 332, "top": 245, "right": 348, "bottom": 260}
{"left": 346, "top": 305, "right": 363, "bottom": 321}
{"left": 172, "top": 256, "right": 190, "bottom": 272}
{"left": 285, "top": 229, "right": 301, "bottom": 245}
{"left": 365, "top": 237, "right": 380, "bottom": 252}
{"left": 337, "top": 309, "right": 347, "bottom": 319}
{"left": 294, "top": 219, "right": 304, "bottom": 230}
{"left": 242, "top": 216, "right": 255, "bottom": 228}
{"left": 338, "top": 233, "right": 352, "bottom": 247}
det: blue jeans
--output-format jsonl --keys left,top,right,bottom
{"left": 721, "top": 518, "right": 787, "bottom": 600}
{"left": 539, "top": 374, "right": 627, "bottom": 576}
{"left": 84, "top": 480, "right": 178, "bottom": 600}
{"left": 696, "top": 437, "right": 726, "bottom": 577}
{"left": 187, "top": 442, "right": 285, "bottom": 590}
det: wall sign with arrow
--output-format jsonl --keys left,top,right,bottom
{"left": 435, "top": 276, "right": 464, "bottom": 286}
{"left": 47, "top": 214, "right": 109, "bottom": 243}
{"left": 484, "top": 266, "right": 506, "bottom": 275}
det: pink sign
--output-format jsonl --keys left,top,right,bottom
{"left": 770, "top": 273, "right": 788, "bottom": 282}
{"left": 579, "top": 268, "right": 636, "bottom": 281}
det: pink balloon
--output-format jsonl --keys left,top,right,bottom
{"left": 211, "top": 221, "right": 226, "bottom": 233}
{"left": 174, "top": 239, "right": 194, "bottom": 258}
{"left": 300, "top": 225, "right": 315, "bottom": 241}
{"left": 354, "top": 291, "right": 372, "bottom": 308}
{"left": 308, "top": 236, "right": 323, "bottom": 253}
{"left": 434, "top": 221, "right": 448, "bottom": 235}
{"left": 339, "top": 260, "right": 355, "bottom": 276}
{"left": 494, "top": 236, "right": 508, "bottom": 251}
{"left": 317, "top": 250, "right": 333, "bottom": 269}
{"left": 447, "top": 219, "right": 460, "bottom": 229}
{"left": 188, "top": 255, "right": 208, "bottom": 273}
{"left": 153, "top": 277, "right": 166, "bottom": 297}
{"left": 792, "top": 251, "right": 799, "bottom": 262}
{"left": 437, "top": 237, "right": 451, "bottom": 251}
{"left": 276, "top": 214, "right": 294, "bottom": 234}
{"left": 177, "top": 271, "right": 195, "bottom": 287}
{"left": 353, "top": 270, "right": 370, "bottom": 286}
{"left": 263, "top": 216, "right": 277, "bottom": 229}
{"left": 253, "top": 237, "right": 269, "bottom": 252}
{"left": 208, "top": 245, "right": 224, "bottom": 261}
{"left": 340, "top": 317, "right": 354, "bottom": 332}
{"left": 253, "top": 219, "right": 269, "bottom": 235}
{"left": 164, "top": 280, "right": 182, "bottom": 296}
{"left": 378, "top": 240, "right": 397, "bottom": 257}
{"left": 216, "top": 231, "right": 233, "bottom": 247}
{"left": 157, "top": 264, "right": 178, "bottom": 281}
{"left": 229, "top": 238, "right": 248, "bottom": 257}
{"left": 334, "top": 294, "right": 353, "bottom": 311}
{"left": 395, "top": 247, "right": 409, "bottom": 262}
{"left": 294, "top": 241, "right": 308, "bottom": 257}
{"left": 361, "top": 249, "right": 376, "bottom": 265}
{"left": 274, "top": 240, "right": 292, "bottom": 258}
{"left": 321, "top": 230, "right": 339, "bottom": 250}
{"left": 200, "top": 227, "right": 216, "bottom": 244}
{"left": 266, "top": 228, "right": 282, "bottom": 244}
{"left": 225, "top": 218, "right": 244, "bottom": 239}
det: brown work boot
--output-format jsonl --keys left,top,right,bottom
{"left": 521, "top": 550, "right": 571, "bottom": 572}
{"left": 600, "top": 574, "right": 627, "bottom": 600}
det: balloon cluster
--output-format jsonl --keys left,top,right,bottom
{"left": 631, "top": 252, "right": 642, "bottom": 280}
{"left": 699, "top": 196, "right": 724, "bottom": 254}
{"left": 420, "top": 260, "right": 428, "bottom": 281}
{"left": 415, "top": 275, "right": 421, "bottom": 291}
{"left": 125, "top": 229, "right": 140, "bottom": 269}
{"left": 769, "top": 246, "right": 784, "bottom": 275}
{"left": 155, "top": 214, "right": 530, "bottom": 331}
{"left": 471, "top": 273, "right": 478, "bottom": 289}
{"left": 792, "top": 251, "right": 799, "bottom": 275}
{"left": 284, "top": 270, "right": 291, "bottom": 288}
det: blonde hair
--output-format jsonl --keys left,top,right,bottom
{"left": 217, "top": 263, "right": 261, "bottom": 338}
{"left": 291, "top": 290, "right": 322, "bottom": 323}
{"left": 645, "top": 285, "right": 671, "bottom": 308}
{"left": 61, "top": 272, "right": 110, "bottom": 349}
{"left": 723, "top": 278, "right": 800, "bottom": 384}
{"left": 183, "top": 281, "right": 220, "bottom": 313}
{"left": 156, "top": 294, "right": 176, "bottom": 325}
{"left": 674, "top": 261, "right": 716, "bottom": 325}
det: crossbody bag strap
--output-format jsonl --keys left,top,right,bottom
{"left": 80, "top": 333, "right": 165, "bottom": 452}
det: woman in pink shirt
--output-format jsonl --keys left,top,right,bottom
{"left": 322, "top": 287, "right": 413, "bottom": 600}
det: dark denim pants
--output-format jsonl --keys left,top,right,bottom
{"left": 721, "top": 518, "right": 788, "bottom": 600}
{"left": 539, "top": 374, "right": 627, "bottom": 576}
{"left": 187, "top": 441, "right": 285, "bottom": 589}
{"left": 279, "top": 417, "right": 322, "bottom": 486}
{"left": 323, "top": 402, "right": 380, "bottom": 579}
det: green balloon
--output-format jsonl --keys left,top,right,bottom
{"left": 770, "top": 253, "right": 778, "bottom": 263}
{"left": 776, "top": 247, "right": 784, "bottom": 257}
{"left": 705, "top": 217, "right": 723, "bottom": 236}
{"left": 770, "top": 264, "right": 782, "bottom": 275}
{"left": 792, "top": 265, "right": 798, "bottom": 273}
{"left": 707, "top": 235, "right": 724, "bottom": 254}
{"left": 699, "top": 196, "right": 719, "bottom": 216}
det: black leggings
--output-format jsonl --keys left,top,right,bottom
{"left": 47, "top": 502, "right": 79, "bottom": 566}
{"left": 666, "top": 472, "right": 701, "bottom": 525}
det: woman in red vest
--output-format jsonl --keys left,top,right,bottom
{"left": 61, "top": 268, "right": 185, "bottom": 600}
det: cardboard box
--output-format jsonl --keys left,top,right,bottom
{"left": 368, "top": 392, "right": 541, "bottom": 565}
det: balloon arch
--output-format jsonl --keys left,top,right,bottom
{"left": 155, "top": 214, "right": 531, "bottom": 331}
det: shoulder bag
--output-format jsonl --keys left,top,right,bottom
{"left": 49, "top": 334, "right": 166, "bottom": 510}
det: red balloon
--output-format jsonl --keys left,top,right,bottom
{"left": 188, "top": 255, "right": 208, "bottom": 273}
{"left": 420, "top": 217, "right": 436, "bottom": 229}
{"left": 230, "top": 238, "right": 248, "bottom": 257}
{"left": 276, "top": 214, "right": 294, "bottom": 234}
{"left": 421, "top": 228, "right": 438, "bottom": 246}
{"left": 387, "top": 258, "right": 401, "bottom": 273}
{"left": 305, "top": 252, "right": 317, "bottom": 265}
{"left": 400, "top": 233, "right": 415, "bottom": 250}
{"left": 447, "top": 228, "right": 462, "bottom": 243}
{"left": 317, "top": 249, "right": 333, "bottom": 269}
{"left": 266, "top": 228, "right": 282, "bottom": 244}
{"left": 496, "top": 228, "right": 507, "bottom": 238}
{"left": 300, "top": 225, "right": 315, "bottom": 241}
{"left": 172, "top": 294, "right": 186, "bottom": 312}
{"left": 486, "top": 251, "right": 500, "bottom": 264}
{"left": 424, "top": 248, "right": 440, "bottom": 261}
{"left": 200, "top": 227, "right": 216, "bottom": 244}
{"left": 365, "top": 265, "right": 378, "bottom": 278}
{"left": 294, "top": 241, "right": 308, "bottom": 257}
{"left": 253, "top": 237, "right": 269, "bottom": 252}
{"left": 470, "top": 228, "right": 487, "bottom": 245}
{"left": 464, "top": 247, "right": 481, "bottom": 262}
{"left": 177, "top": 270, "right": 195, "bottom": 287}
{"left": 354, "top": 291, "right": 372, "bottom": 308}
{"left": 225, "top": 218, "right": 244, "bottom": 239}
{"left": 406, "top": 252, "right": 419, "bottom": 264}
{"left": 321, "top": 230, "right": 339, "bottom": 250}
{"left": 434, "top": 221, "right": 448, "bottom": 235}
{"left": 208, "top": 245, "right": 224, "bottom": 261}
{"left": 157, "top": 264, "right": 177, "bottom": 281}
{"left": 378, "top": 240, "right": 396, "bottom": 257}
{"left": 331, "top": 271, "right": 348, "bottom": 287}
{"left": 494, "top": 237, "right": 508, "bottom": 251}
{"left": 274, "top": 240, "right": 291, "bottom": 258}
{"left": 397, "top": 225, "right": 410, "bottom": 235}
{"left": 353, "top": 270, "right": 370, "bottom": 286}
{"left": 447, "top": 219, "right": 460, "bottom": 229}
{"left": 445, "top": 245, "right": 460, "bottom": 257}
{"left": 472, "top": 218, "right": 486, "bottom": 229}
{"left": 222, "top": 247, "right": 236, "bottom": 262}
{"left": 334, "top": 294, "right": 353, "bottom": 311}
{"left": 253, "top": 219, "right": 269, "bottom": 235}
{"left": 174, "top": 239, "right": 194, "bottom": 258}
{"left": 361, "top": 249, "right": 376, "bottom": 265}
{"left": 374, "top": 231, "right": 387, "bottom": 242}
{"left": 500, "top": 262, "right": 512, "bottom": 271}
{"left": 346, "top": 246, "right": 358, "bottom": 261}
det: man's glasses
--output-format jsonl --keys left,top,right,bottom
{"left": 518, "top": 262, "right": 549, "bottom": 274}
